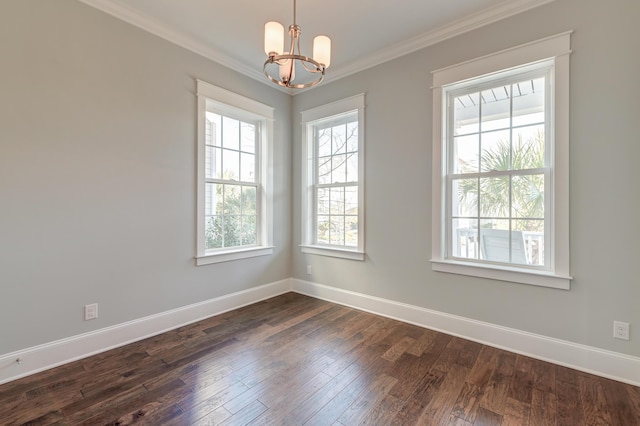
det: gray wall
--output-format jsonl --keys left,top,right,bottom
{"left": 292, "top": 0, "right": 640, "bottom": 357}
{"left": 0, "top": 0, "right": 291, "bottom": 354}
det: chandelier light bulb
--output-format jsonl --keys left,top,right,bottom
{"left": 313, "top": 35, "right": 331, "bottom": 68}
{"left": 264, "top": 21, "right": 284, "bottom": 56}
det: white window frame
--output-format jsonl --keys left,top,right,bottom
{"left": 301, "top": 94, "right": 366, "bottom": 261}
{"left": 195, "top": 80, "right": 274, "bottom": 265}
{"left": 431, "top": 33, "right": 572, "bottom": 289}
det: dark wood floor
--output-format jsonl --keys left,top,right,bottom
{"left": 1, "top": 293, "right": 639, "bottom": 425}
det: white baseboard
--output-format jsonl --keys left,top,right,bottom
{"left": 291, "top": 278, "right": 640, "bottom": 387}
{"left": 0, "top": 279, "right": 292, "bottom": 386}
{"left": 3, "top": 277, "right": 638, "bottom": 387}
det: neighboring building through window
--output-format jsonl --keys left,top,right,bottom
{"left": 196, "top": 80, "right": 274, "bottom": 265}
{"left": 301, "top": 94, "right": 365, "bottom": 260}
{"left": 431, "top": 33, "right": 572, "bottom": 289}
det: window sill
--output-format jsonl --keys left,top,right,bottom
{"left": 300, "top": 245, "right": 365, "bottom": 261}
{"left": 196, "top": 246, "right": 274, "bottom": 265}
{"left": 430, "top": 258, "right": 572, "bottom": 290}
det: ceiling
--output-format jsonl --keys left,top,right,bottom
{"left": 79, "top": 0, "right": 553, "bottom": 92}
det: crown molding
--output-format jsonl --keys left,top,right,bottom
{"left": 322, "top": 0, "right": 557, "bottom": 87}
{"left": 78, "top": 0, "right": 555, "bottom": 95}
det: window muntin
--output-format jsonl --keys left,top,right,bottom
{"left": 447, "top": 70, "right": 550, "bottom": 269}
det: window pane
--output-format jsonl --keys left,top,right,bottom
{"left": 346, "top": 152, "right": 358, "bottom": 183}
{"left": 332, "top": 154, "right": 347, "bottom": 183}
{"left": 241, "top": 215, "right": 257, "bottom": 245}
{"left": 513, "top": 77, "right": 545, "bottom": 127}
{"left": 346, "top": 121, "right": 358, "bottom": 152}
{"left": 318, "top": 128, "right": 331, "bottom": 157}
{"left": 330, "top": 216, "right": 345, "bottom": 245}
{"left": 205, "top": 215, "right": 223, "bottom": 249}
{"left": 242, "top": 186, "right": 256, "bottom": 215}
{"left": 453, "top": 134, "right": 479, "bottom": 174}
{"left": 224, "top": 215, "right": 241, "bottom": 247}
{"left": 317, "top": 215, "right": 329, "bottom": 244}
{"left": 452, "top": 218, "right": 478, "bottom": 259}
{"left": 479, "top": 177, "right": 509, "bottom": 218}
{"left": 317, "top": 188, "right": 329, "bottom": 215}
{"left": 332, "top": 123, "right": 346, "bottom": 155}
{"left": 222, "top": 117, "right": 240, "bottom": 150}
{"left": 240, "top": 122, "right": 255, "bottom": 153}
{"left": 513, "top": 125, "right": 544, "bottom": 170}
{"left": 205, "top": 183, "right": 220, "bottom": 216}
{"left": 479, "top": 224, "right": 512, "bottom": 263}
{"left": 454, "top": 92, "right": 480, "bottom": 136}
{"left": 480, "top": 130, "right": 510, "bottom": 172}
{"left": 345, "top": 187, "right": 358, "bottom": 215}
{"left": 330, "top": 187, "right": 345, "bottom": 215}
{"left": 204, "top": 146, "right": 218, "bottom": 178}
{"left": 223, "top": 184, "right": 241, "bottom": 215}
{"left": 481, "top": 85, "right": 511, "bottom": 131}
{"left": 452, "top": 178, "right": 478, "bottom": 217}
{"left": 240, "top": 152, "right": 255, "bottom": 182}
{"left": 514, "top": 219, "right": 544, "bottom": 266}
{"left": 206, "top": 112, "right": 222, "bottom": 147}
{"left": 318, "top": 156, "right": 331, "bottom": 185}
{"left": 345, "top": 216, "right": 358, "bottom": 247}
{"left": 223, "top": 149, "right": 240, "bottom": 181}
{"left": 512, "top": 174, "right": 544, "bottom": 219}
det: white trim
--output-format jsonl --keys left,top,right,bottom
{"left": 431, "top": 259, "right": 571, "bottom": 289}
{"left": 196, "top": 246, "right": 274, "bottom": 265}
{"left": 300, "top": 245, "right": 365, "bottom": 261}
{"left": 78, "top": 0, "right": 556, "bottom": 93}
{"left": 291, "top": 279, "right": 640, "bottom": 387}
{"left": 3, "top": 278, "right": 639, "bottom": 387}
{"left": 0, "top": 279, "right": 292, "bottom": 386}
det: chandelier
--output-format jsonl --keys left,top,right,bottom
{"left": 263, "top": 0, "right": 331, "bottom": 89}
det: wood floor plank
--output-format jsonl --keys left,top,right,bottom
{"left": 335, "top": 372, "right": 398, "bottom": 426}
{"left": 0, "top": 292, "right": 638, "bottom": 426}
{"left": 556, "top": 377, "right": 585, "bottom": 425}
{"left": 501, "top": 396, "right": 531, "bottom": 426}
{"left": 530, "top": 388, "right": 557, "bottom": 425}
{"left": 579, "top": 375, "right": 615, "bottom": 426}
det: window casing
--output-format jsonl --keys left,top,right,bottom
{"left": 196, "top": 80, "right": 274, "bottom": 265}
{"left": 431, "top": 33, "right": 572, "bottom": 289}
{"left": 301, "top": 94, "right": 365, "bottom": 260}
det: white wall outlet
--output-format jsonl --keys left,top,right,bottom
{"left": 613, "top": 321, "right": 630, "bottom": 340}
{"left": 84, "top": 303, "right": 98, "bottom": 321}
{"left": 306, "top": 265, "right": 312, "bottom": 275}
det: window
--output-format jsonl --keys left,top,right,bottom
{"left": 431, "top": 33, "right": 572, "bottom": 289}
{"left": 196, "top": 80, "right": 274, "bottom": 265}
{"left": 301, "top": 94, "right": 365, "bottom": 260}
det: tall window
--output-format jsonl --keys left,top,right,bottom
{"left": 431, "top": 33, "right": 571, "bottom": 289}
{"left": 196, "top": 80, "right": 273, "bottom": 265}
{"left": 301, "top": 94, "right": 365, "bottom": 260}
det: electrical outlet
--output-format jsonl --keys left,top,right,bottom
{"left": 306, "top": 265, "right": 312, "bottom": 275}
{"left": 613, "top": 321, "right": 630, "bottom": 340}
{"left": 84, "top": 303, "right": 98, "bottom": 321}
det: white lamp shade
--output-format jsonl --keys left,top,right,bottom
{"left": 279, "top": 59, "right": 295, "bottom": 83}
{"left": 313, "top": 35, "right": 331, "bottom": 68}
{"left": 264, "top": 21, "right": 284, "bottom": 56}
